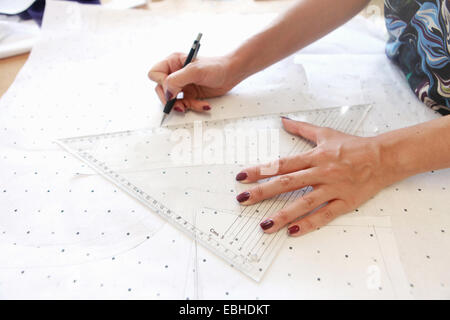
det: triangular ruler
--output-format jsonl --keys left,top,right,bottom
{"left": 57, "top": 104, "right": 371, "bottom": 281}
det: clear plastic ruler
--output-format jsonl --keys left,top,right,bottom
{"left": 57, "top": 104, "right": 371, "bottom": 281}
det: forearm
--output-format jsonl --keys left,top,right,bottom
{"left": 226, "top": 0, "right": 370, "bottom": 83}
{"left": 377, "top": 116, "right": 450, "bottom": 183}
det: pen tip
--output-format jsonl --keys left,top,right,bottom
{"left": 160, "top": 114, "right": 167, "bottom": 127}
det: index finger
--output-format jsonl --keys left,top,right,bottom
{"left": 235, "top": 151, "right": 314, "bottom": 183}
{"left": 148, "top": 52, "right": 187, "bottom": 85}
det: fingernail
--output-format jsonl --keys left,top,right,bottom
{"left": 236, "top": 191, "right": 250, "bottom": 203}
{"left": 174, "top": 107, "right": 184, "bottom": 113}
{"left": 281, "top": 116, "right": 292, "bottom": 120}
{"left": 235, "top": 172, "right": 247, "bottom": 181}
{"left": 165, "top": 90, "right": 173, "bottom": 101}
{"left": 203, "top": 105, "right": 211, "bottom": 111}
{"left": 260, "top": 219, "right": 274, "bottom": 230}
{"left": 288, "top": 225, "right": 300, "bottom": 235}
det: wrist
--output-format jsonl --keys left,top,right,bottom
{"left": 372, "top": 132, "right": 419, "bottom": 185}
{"left": 223, "top": 50, "right": 252, "bottom": 88}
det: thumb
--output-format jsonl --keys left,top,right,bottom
{"left": 163, "top": 63, "right": 202, "bottom": 101}
{"left": 281, "top": 117, "right": 320, "bottom": 144}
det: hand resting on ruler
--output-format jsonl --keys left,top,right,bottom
{"left": 234, "top": 116, "right": 450, "bottom": 237}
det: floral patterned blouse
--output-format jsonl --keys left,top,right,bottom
{"left": 385, "top": 0, "right": 450, "bottom": 115}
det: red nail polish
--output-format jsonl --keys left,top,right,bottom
{"left": 165, "top": 90, "right": 173, "bottom": 101}
{"left": 236, "top": 191, "right": 250, "bottom": 203}
{"left": 174, "top": 107, "right": 184, "bottom": 113}
{"left": 260, "top": 219, "right": 274, "bottom": 230}
{"left": 203, "top": 105, "right": 211, "bottom": 111}
{"left": 288, "top": 225, "right": 300, "bottom": 235}
{"left": 236, "top": 172, "right": 247, "bottom": 181}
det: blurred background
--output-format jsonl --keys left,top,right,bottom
{"left": 0, "top": 0, "right": 385, "bottom": 97}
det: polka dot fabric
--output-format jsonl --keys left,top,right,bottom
{"left": 0, "top": 1, "right": 449, "bottom": 299}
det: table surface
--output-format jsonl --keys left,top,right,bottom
{"left": 0, "top": 0, "right": 384, "bottom": 98}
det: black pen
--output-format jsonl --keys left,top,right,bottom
{"left": 160, "top": 33, "right": 202, "bottom": 126}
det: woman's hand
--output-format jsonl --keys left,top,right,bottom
{"left": 147, "top": 0, "right": 372, "bottom": 113}
{"left": 235, "top": 117, "right": 401, "bottom": 237}
{"left": 148, "top": 53, "right": 239, "bottom": 113}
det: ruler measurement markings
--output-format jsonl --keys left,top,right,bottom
{"left": 58, "top": 105, "right": 371, "bottom": 281}
{"left": 227, "top": 110, "right": 324, "bottom": 241}
{"left": 238, "top": 110, "right": 336, "bottom": 253}
{"left": 234, "top": 109, "right": 344, "bottom": 253}
{"left": 248, "top": 111, "right": 349, "bottom": 258}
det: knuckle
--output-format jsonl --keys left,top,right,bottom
{"left": 323, "top": 164, "right": 339, "bottom": 176}
{"left": 300, "top": 219, "right": 316, "bottom": 232}
{"left": 246, "top": 166, "right": 259, "bottom": 179}
{"left": 186, "top": 63, "right": 201, "bottom": 77}
{"left": 189, "top": 64, "right": 204, "bottom": 82}
{"left": 253, "top": 185, "right": 265, "bottom": 199}
{"left": 165, "top": 77, "right": 178, "bottom": 91}
{"left": 275, "top": 210, "right": 290, "bottom": 224}
{"left": 303, "top": 196, "right": 315, "bottom": 208}
{"left": 260, "top": 161, "right": 278, "bottom": 176}
{"left": 190, "top": 62, "right": 201, "bottom": 72}
{"left": 277, "top": 158, "right": 287, "bottom": 171}
{"left": 169, "top": 52, "right": 181, "bottom": 60}
{"left": 163, "top": 76, "right": 171, "bottom": 87}
{"left": 278, "top": 174, "right": 294, "bottom": 187}
{"left": 148, "top": 71, "right": 159, "bottom": 83}
{"left": 322, "top": 208, "right": 335, "bottom": 221}
{"left": 176, "top": 52, "right": 187, "bottom": 59}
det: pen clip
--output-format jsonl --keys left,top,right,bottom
{"left": 192, "top": 33, "right": 202, "bottom": 60}
{"left": 193, "top": 43, "right": 201, "bottom": 60}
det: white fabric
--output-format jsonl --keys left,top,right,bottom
{"left": 0, "top": 0, "right": 36, "bottom": 15}
{"left": 0, "top": 1, "right": 448, "bottom": 299}
{"left": 0, "top": 16, "right": 39, "bottom": 59}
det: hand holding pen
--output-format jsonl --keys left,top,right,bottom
{"left": 148, "top": 34, "right": 239, "bottom": 124}
{"left": 158, "top": 33, "right": 202, "bottom": 126}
